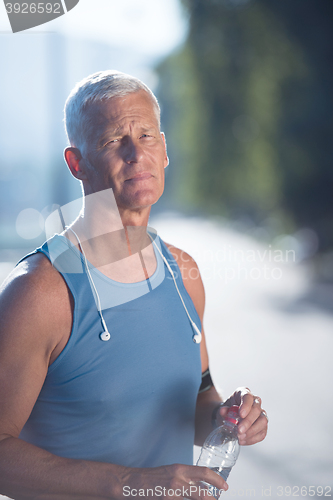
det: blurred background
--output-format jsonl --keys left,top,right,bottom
{"left": 0, "top": 0, "right": 332, "bottom": 497}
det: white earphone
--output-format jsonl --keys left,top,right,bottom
{"left": 67, "top": 228, "right": 202, "bottom": 344}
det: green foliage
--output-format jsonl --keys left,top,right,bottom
{"left": 157, "top": 0, "right": 333, "bottom": 249}
{"left": 159, "top": 44, "right": 210, "bottom": 206}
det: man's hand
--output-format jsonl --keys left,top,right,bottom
{"left": 121, "top": 463, "right": 228, "bottom": 500}
{"left": 216, "top": 387, "right": 268, "bottom": 446}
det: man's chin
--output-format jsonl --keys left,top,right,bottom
{"left": 118, "top": 190, "right": 163, "bottom": 212}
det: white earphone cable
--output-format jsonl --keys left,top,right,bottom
{"left": 67, "top": 227, "right": 110, "bottom": 341}
{"left": 66, "top": 227, "right": 201, "bottom": 344}
{"left": 149, "top": 235, "right": 202, "bottom": 343}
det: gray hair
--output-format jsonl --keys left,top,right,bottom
{"left": 64, "top": 70, "right": 160, "bottom": 154}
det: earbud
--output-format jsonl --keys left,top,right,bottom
{"left": 100, "top": 330, "right": 111, "bottom": 342}
{"left": 192, "top": 323, "right": 202, "bottom": 344}
{"left": 99, "top": 315, "right": 111, "bottom": 341}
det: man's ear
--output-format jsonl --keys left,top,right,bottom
{"left": 64, "top": 147, "right": 88, "bottom": 180}
{"left": 161, "top": 132, "right": 169, "bottom": 168}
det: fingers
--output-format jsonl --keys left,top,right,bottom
{"left": 238, "top": 394, "right": 261, "bottom": 429}
{"left": 192, "top": 466, "right": 228, "bottom": 494}
{"left": 125, "top": 463, "right": 227, "bottom": 500}
{"left": 238, "top": 397, "right": 268, "bottom": 446}
{"left": 180, "top": 465, "right": 228, "bottom": 499}
{"left": 238, "top": 389, "right": 256, "bottom": 418}
{"left": 168, "top": 463, "right": 228, "bottom": 499}
{"left": 218, "top": 388, "right": 268, "bottom": 447}
{"left": 219, "top": 387, "right": 253, "bottom": 419}
{"left": 238, "top": 411, "right": 268, "bottom": 445}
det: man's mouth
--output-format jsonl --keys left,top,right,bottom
{"left": 126, "top": 172, "right": 153, "bottom": 182}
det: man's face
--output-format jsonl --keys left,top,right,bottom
{"left": 81, "top": 90, "right": 168, "bottom": 214}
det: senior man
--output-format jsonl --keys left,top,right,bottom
{"left": 0, "top": 71, "right": 268, "bottom": 500}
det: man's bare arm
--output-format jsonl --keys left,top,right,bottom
{"left": 0, "top": 254, "right": 122, "bottom": 499}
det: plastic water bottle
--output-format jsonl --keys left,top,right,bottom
{"left": 196, "top": 405, "right": 240, "bottom": 498}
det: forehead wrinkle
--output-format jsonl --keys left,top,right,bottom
{"left": 104, "top": 120, "right": 157, "bottom": 137}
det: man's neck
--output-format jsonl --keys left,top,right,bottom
{"left": 68, "top": 191, "right": 153, "bottom": 269}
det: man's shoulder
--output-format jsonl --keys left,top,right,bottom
{"left": 1, "top": 251, "right": 64, "bottom": 295}
{"left": 164, "top": 242, "right": 201, "bottom": 281}
{"left": 163, "top": 242, "right": 206, "bottom": 320}
{"left": 163, "top": 242, "right": 199, "bottom": 270}
{"left": 163, "top": 241, "right": 204, "bottom": 289}
{"left": 0, "top": 250, "right": 71, "bottom": 325}
{"left": 0, "top": 249, "right": 73, "bottom": 360}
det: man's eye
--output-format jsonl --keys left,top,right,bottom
{"left": 141, "top": 134, "right": 152, "bottom": 138}
{"left": 105, "top": 139, "right": 119, "bottom": 146}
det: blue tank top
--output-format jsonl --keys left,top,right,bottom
{"left": 19, "top": 233, "right": 202, "bottom": 467}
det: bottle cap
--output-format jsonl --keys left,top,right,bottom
{"left": 226, "top": 405, "right": 240, "bottom": 425}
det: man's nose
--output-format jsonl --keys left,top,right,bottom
{"left": 123, "top": 138, "right": 144, "bottom": 164}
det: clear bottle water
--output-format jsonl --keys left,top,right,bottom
{"left": 196, "top": 405, "right": 240, "bottom": 499}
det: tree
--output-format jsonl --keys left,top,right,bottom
{"left": 157, "top": 0, "right": 333, "bottom": 250}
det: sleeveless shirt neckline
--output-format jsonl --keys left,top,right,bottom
{"left": 57, "top": 231, "right": 163, "bottom": 289}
